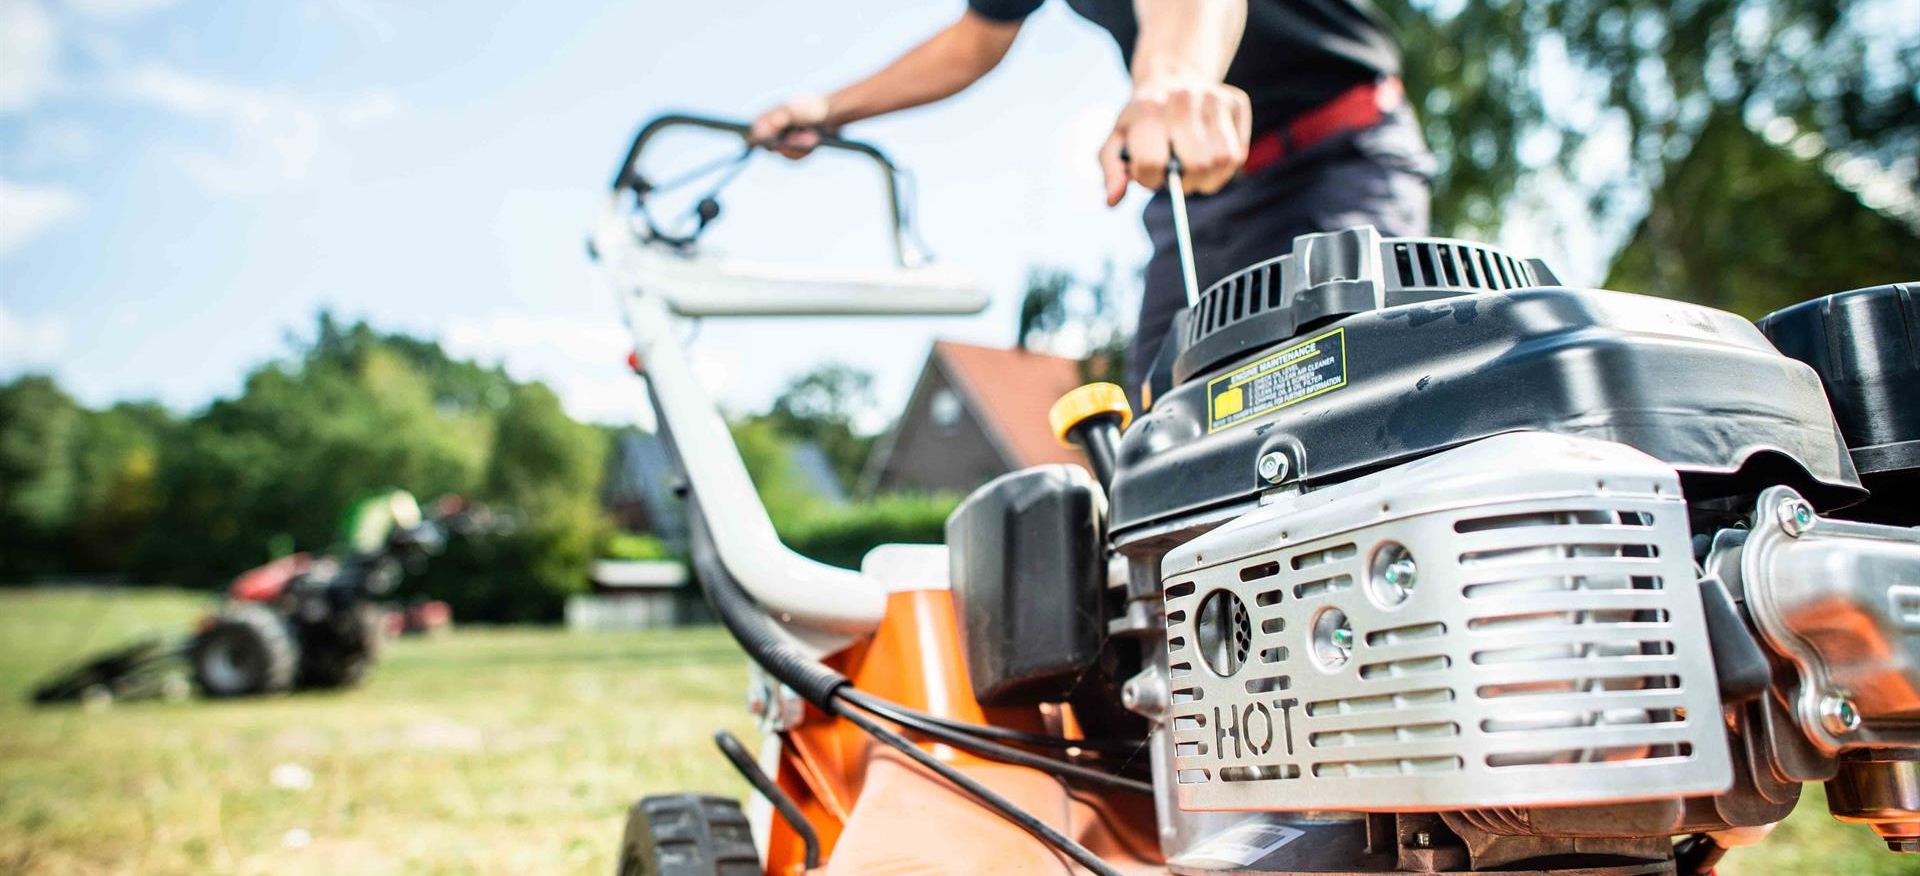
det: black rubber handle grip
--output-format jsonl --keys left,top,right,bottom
{"left": 610, "top": 112, "right": 896, "bottom": 192}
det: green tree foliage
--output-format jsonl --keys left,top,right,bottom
{"left": 761, "top": 364, "right": 878, "bottom": 493}
{"left": 131, "top": 315, "right": 501, "bottom": 586}
{"left": 1383, "top": 0, "right": 1916, "bottom": 238}
{"left": 1015, "top": 264, "right": 1130, "bottom": 386}
{"left": 413, "top": 382, "right": 609, "bottom": 623}
{"left": 0, "top": 377, "right": 82, "bottom": 573}
{"left": 0, "top": 378, "right": 176, "bottom": 578}
{"left": 0, "top": 314, "right": 612, "bottom": 622}
{"left": 1606, "top": 109, "right": 1920, "bottom": 317}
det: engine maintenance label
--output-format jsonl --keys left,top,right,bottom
{"left": 1207, "top": 327, "right": 1347, "bottom": 433}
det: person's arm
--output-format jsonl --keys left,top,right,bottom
{"left": 751, "top": 10, "right": 1024, "bottom": 158}
{"left": 1099, "top": 0, "right": 1251, "bottom": 203}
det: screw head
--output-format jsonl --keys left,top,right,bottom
{"left": 1819, "top": 694, "right": 1861, "bottom": 735}
{"left": 1310, "top": 607, "right": 1354, "bottom": 671}
{"left": 1777, "top": 498, "right": 1815, "bottom": 536}
{"left": 1257, "top": 452, "right": 1289, "bottom": 483}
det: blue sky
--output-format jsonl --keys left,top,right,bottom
{"left": 0, "top": 0, "right": 1178, "bottom": 429}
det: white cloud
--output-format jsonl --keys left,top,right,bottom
{"left": 0, "top": 0, "right": 61, "bottom": 113}
{"left": 117, "top": 65, "right": 324, "bottom": 191}
{"left": 442, "top": 312, "right": 656, "bottom": 427}
{"left": 340, "top": 89, "right": 403, "bottom": 129}
{"left": 6, "top": 119, "right": 101, "bottom": 171}
{"left": 0, "top": 305, "right": 69, "bottom": 366}
{"left": 0, "top": 179, "right": 85, "bottom": 254}
{"left": 61, "top": 0, "right": 179, "bottom": 21}
{"left": 112, "top": 66, "right": 406, "bottom": 194}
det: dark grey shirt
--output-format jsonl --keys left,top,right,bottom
{"left": 967, "top": 0, "right": 1400, "bottom": 131}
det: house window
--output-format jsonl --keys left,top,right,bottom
{"left": 930, "top": 388, "right": 962, "bottom": 434}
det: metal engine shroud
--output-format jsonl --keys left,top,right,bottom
{"left": 1160, "top": 433, "right": 1733, "bottom": 811}
{"left": 1109, "top": 228, "right": 1864, "bottom": 542}
{"left": 1082, "top": 227, "right": 1920, "bottom": 866}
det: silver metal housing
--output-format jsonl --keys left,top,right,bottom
{"left": 1739, "top": 485, "right": 1920, "bottom": 753}
{"left": 1161, "top": 432, "right": 1733, "bottom": 811}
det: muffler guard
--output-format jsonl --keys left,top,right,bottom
{"left": 1161, "top": 432, "right": 1733, "bottom": 811}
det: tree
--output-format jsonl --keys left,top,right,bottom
{"left": 762, "top": 364, "right": 879, "bottom": 492}
{"left": 1606, "top": 108, "right": 1920, "bottom": 317}
{"left": 1014, "top": 265, "right": 1130, "bottom": 386}
{"left": 1383, "top": 0, "right": 1917, "bottom": 239}
{"left": 0, "top": 376, "right": 83, "bottom": 577}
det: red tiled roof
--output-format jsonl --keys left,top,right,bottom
{"left": 933, "top": 340, "right": 1090, "bottom": 470}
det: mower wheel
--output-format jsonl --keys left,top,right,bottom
{"left": 298, "top": 603, "right": 384, "bottom": 690}
{"left": 190, "top": 603, "right": 297, "bottom": 697}
{"left": 617, "top": 794, "right": 758, "bottom": 876}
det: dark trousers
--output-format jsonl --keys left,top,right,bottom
{"left": 1129, "top": 108, "right": 1436, "bottom": 393}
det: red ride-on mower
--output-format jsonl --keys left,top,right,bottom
{"left": 32, "top": 493, "right": 489, "bottom": 705}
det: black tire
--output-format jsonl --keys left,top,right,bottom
{"left": 617, "top": 795, "right": 758, "bottom": 876}
{"left": 190, "top": 603, "right": 297, "bottom": 698}
{"left": 298, "top": 603, "right": 383, "bottom": 690}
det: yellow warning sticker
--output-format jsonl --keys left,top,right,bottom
{"left": 1206, "top": 328, "right": 1348, "bottom": 433}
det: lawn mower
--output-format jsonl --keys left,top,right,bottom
{"left": 594, "top": 112, "right": 1920, "bottom": 875}
{"left": 32, "top": 492, "right": 478, "bottom": 705}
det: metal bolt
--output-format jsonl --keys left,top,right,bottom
{"left": 1384, "top": 557, "right": 1417, "bottom": 594}
{"left": 1777, "top": 498, "right": 1815, "bottom": 537}
{"left": 1413, "top": 831, "right": 1432, "bottom": 849}
{"left": 1819, "top": 694, "right": 1861, "bottom": 736}
{"left": 1257, "top": 452, "right": 1290, "bottom": 484}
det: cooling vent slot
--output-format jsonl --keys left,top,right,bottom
{"left": 1388, "top": 240, "right": 1535, "bottom": 292}
{"left": 1159, "top": 433, "right": 1732, "bottom": 812}
{"left": 1184, "top": 234, "right": 1538, "bottom": 349}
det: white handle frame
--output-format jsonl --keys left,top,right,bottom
{"left": 593, "top": 201, "right": 986, "bottom": 655}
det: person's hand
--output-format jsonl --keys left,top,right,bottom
{"left": 749, "top": 96, "right": 833, "bottom": 159}
{"left": 1099, "top": 79, "right": 1251, "bottom": 205}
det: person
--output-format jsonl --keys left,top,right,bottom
{"left": 752, "top": 0, "right": 1434, "bottom": 398}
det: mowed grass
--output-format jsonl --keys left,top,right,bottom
{"left": 1, "top": 589, "right": 1914, "bottom": 876}
{"left": 0, "top": 588, "right": 754, "bottom": 876}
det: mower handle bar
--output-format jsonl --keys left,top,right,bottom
{"left": 610, "top": 112, "right": 925, "bottom": 269}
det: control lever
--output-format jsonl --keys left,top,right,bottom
{"left": 1164, "top": 157, "right": 1201, "bottom": 308}
{"left": 1120, "top": 149, "right": 1202, "bottom": 308}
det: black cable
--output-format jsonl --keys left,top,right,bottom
{"left": 835, "top": 703, "right": 1127, "bottom": 876}
{"left": 712, "top": 730, "right": 820, "bottom": 869}
{"left": 836, "top": 691, "right": 1151, "bottom": 795}
{"left": 680, "top": 496, "right": 1134, "bottom": 872}
{"left": 837, "top": 688, "right": 1143, "bottom": 755}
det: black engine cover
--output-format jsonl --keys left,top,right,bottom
{"left": 1759, "top": 282, "right": 1919, "bottom": 525}
{"left": 1109, "top": 286, "right": 1865, "bottom": 539}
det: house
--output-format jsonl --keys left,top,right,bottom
{"left": 861, "top": 340, "right": 1092, "bottom": 496}
{"left": 601, "top": 430, "right": 689, "bottom": 552}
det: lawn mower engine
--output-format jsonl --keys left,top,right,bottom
{"left": 948, "top": 227, "right": 1920, "bottom": 875}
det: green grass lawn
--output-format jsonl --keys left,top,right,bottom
{"left": 0, "top": 588, "right": 1913, "bottom": 876}
{"left": 0, "top": 588, "right": 754, "bottom": 876}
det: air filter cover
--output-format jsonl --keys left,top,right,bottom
{"left": 1161, "top": 432, "right": 1732, "bottom": 812}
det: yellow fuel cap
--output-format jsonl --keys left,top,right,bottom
{"left": 1049, "top": 382, "right": 1133, "bottom": 447}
